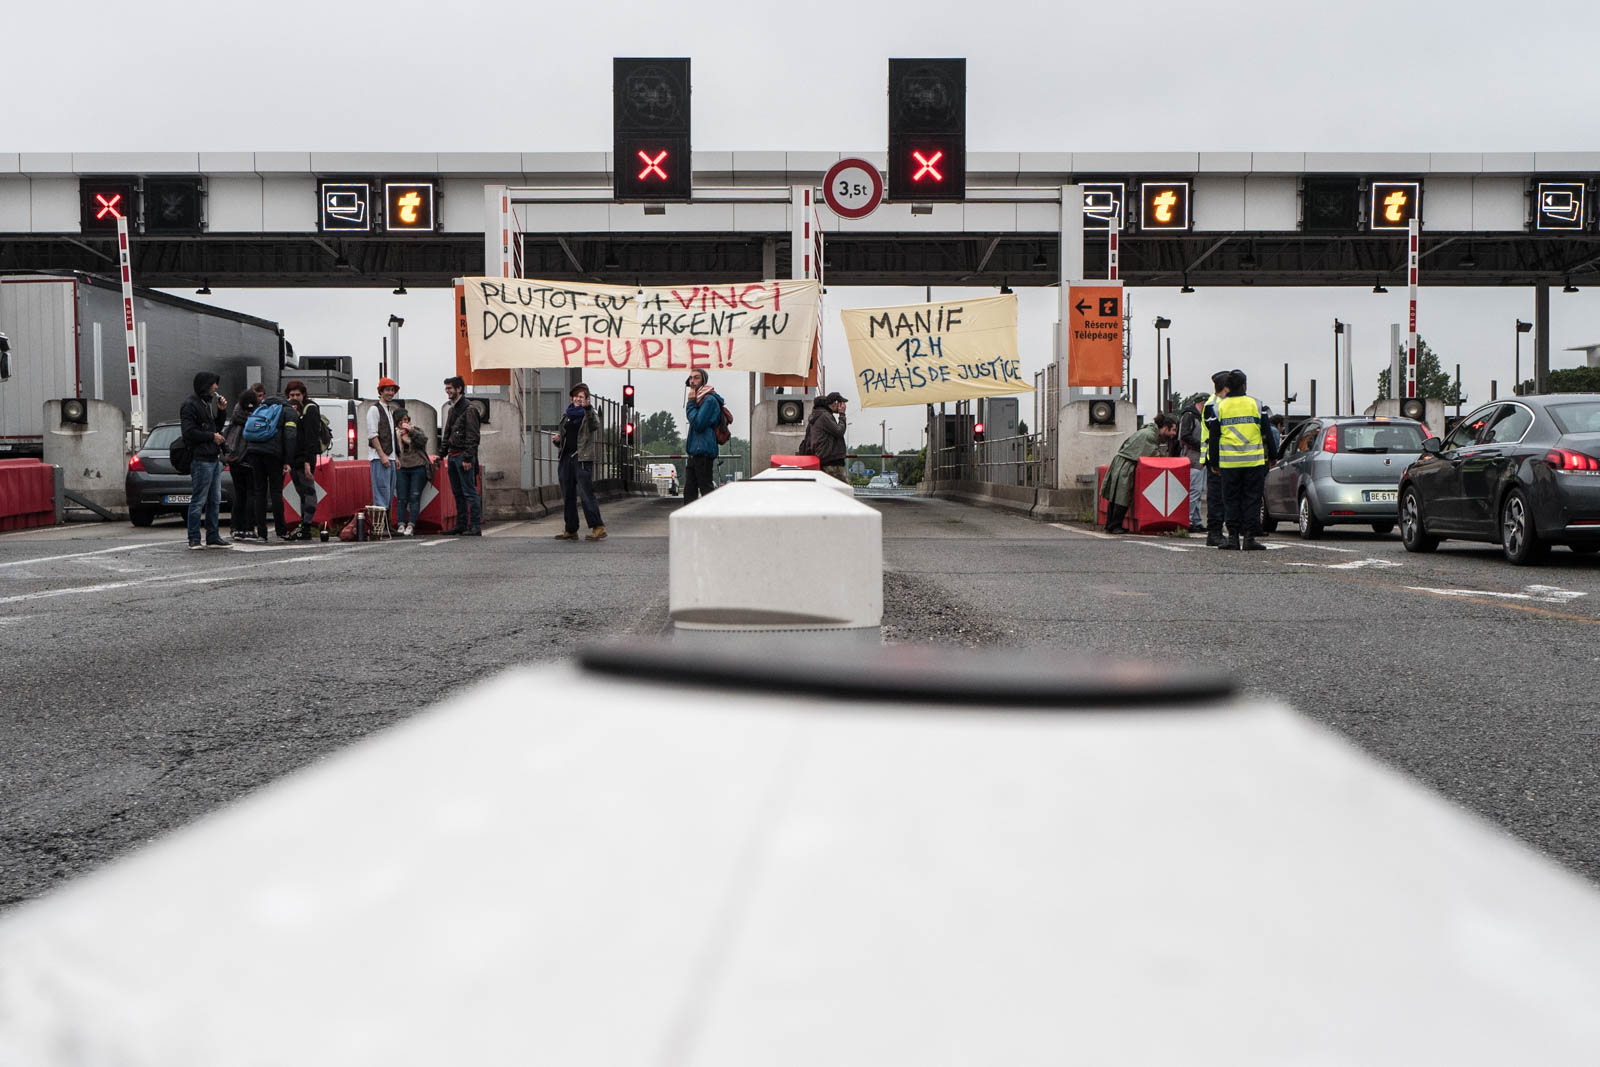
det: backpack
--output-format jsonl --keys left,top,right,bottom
{"left": 169, "top": 435, "right": 193, "bottom": 475}
{"left": 243, "top": 401, "right": 284, "bottom": 443}
{"left": 715, "top": 403, "right": 734, "bottom": 446}
{"left": 795, "top": 414, "right": 816, "bottom": 456}
{"left": 305, "top": 402, "right": 332, "bottom": 454}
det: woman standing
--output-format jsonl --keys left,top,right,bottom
{"left": 393, "top": 410, "right": 432, "bottom": 536}
{"left": 223, "top": 390, "right": 260, "bottom": 540}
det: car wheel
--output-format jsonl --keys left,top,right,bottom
{"left": 1260, "top": 498, "right": 1278, "bottom": 534}
{"left": 1297, "top": 493, "right": 1324, "bottom": 539}
{"left": 1500, "top": 488, "right": 1548, "bottom": 565}
{"left": 1370, "top": 522, "right": 1395, "bottom": 535}
{"left": 129, "top": 506, "right": 155, "bottom": 527}
{"left": 1400, "top": 488, "right": 1439, "bottom": 553}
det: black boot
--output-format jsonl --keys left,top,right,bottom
{"left": 1242, "top": 536, "right": 1267, "bottom": 551}
{"left": 1217, "top": 529, "right": 1241, "bottom": 550}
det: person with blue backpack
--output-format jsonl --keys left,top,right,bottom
{"left": 241, "top": 389, "right": 299, "bottom": 542}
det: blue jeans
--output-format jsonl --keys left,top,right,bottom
{"left": 186, "top": 459, "right": 223, "bottom": 544}
{"left": 447, "top": 454, "right": 481, "bottom": 530}
{"left": 395, "top": 466, "right": 428, "bottom": 525}
{"left": 1188, "top": 463, "right": 1206, "bottom": 528}
{"left": 370, "top": 458, "right": 396, "bottom": 509}
{"left": 559, "top": 455, "right": 603, "bottom": 533}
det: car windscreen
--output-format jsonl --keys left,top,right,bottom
{"left": 1547, "top": 401, "right": 1600, "bottom": 435}
{"left": 1337, "top": 422, "right": 1424, "bottom": 453}
{"left": 143, "top": 425, "right": 182, "bottom": 451}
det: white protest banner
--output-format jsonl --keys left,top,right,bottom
{"left": 842, "top": 294, "right": 1032, "bottom": 408}
{"left": 459, "top": 277, "right": 819, "bottom": 376}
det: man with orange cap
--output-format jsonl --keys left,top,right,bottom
{"left": 367, "top": 378, "right": 401, "bottom": 515}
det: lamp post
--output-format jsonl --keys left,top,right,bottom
{"left": 1153, "top": 317, "right": 1171, "bottom": 414}
{"left": 387, "top": 314, "right": 405, "bottom": 385}
{"left": 1332, "top": 319, "right": 1344, "bottom": 417}
{"left": 1515, "top": 319, "right": 1533, "bottom": 396}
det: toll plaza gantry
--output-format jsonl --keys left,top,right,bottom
{"left": 3, "top": 150, "right": 1599, "bottom": 384}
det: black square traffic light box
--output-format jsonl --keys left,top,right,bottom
{"left": 613, "top": 57, "right": 692, "bottom": 201}
{"left": 144, "top": 178, "right": 204, "bottom": 233}
{"left": 80, "top": 179, "right": 137, "bottom": 232}
{"left": 887, "top": 58, "right": 966, "bottom": 202}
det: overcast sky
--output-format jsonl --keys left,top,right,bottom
{"left": 7, "top": 0, "right": 1600, "bottom": 445}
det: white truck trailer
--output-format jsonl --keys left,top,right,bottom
{"left": 0, "top": 272, "right": 286, "bottom": 456}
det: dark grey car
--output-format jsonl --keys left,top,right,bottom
{"left": 1399, "top": 396, "right": 1600, "bottom": 564}
{"left": 1263, "top": 416, "right": 1428, "bottom": 538}
{"left": 125, "top": 422, "right": 235, "bottom": 526}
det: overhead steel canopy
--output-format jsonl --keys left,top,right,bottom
{"left": 2, "top": 151, "right": 1597, "bottom": 288}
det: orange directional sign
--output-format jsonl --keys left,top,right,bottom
{"left": 1067, "top": 283, "right": 1124, "bottom": 388}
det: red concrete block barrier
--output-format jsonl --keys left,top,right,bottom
{"left": 282, "top": 459, "right": 469, "bottom": 534}
{"left": 282, "top": 459, "right": 373, "bottom": 529}
{"left": 770, "top": 454, "right": 821, "bottom": 470}
{"left": 1130, "top": 457, "right": 1190, "bottom": 534}
{"left": 0, "top": 459, "right": 55, "bottom": 531}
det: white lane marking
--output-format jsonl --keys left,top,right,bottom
{"left": 1048, "top": 523, "right": 1195, "bottom": 551}
{"left": 0, "top": 542, "right": 167, "bottom": 570}
{"left": 1404, "top": 583, "right": 1588, "bottom": 605}
{"left": 1123, "top": 539, "right": 1191, "bottom": 553}
{"left": 1049, "top": 523, "right": 1115, "bottom": 540}
{"left": 1286, "top": 558, "right": 1402, "bottom": 570}
{"left": 1261, "top": 541, "right": 1359, "bottom": 553}
{"left": 484, "top": 521, "right": 529, "bottom": 537}
{"left": 0, "top": 548, "right": 371, "bottom": 606}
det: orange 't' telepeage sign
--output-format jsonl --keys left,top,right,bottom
{"left": 1067, "top": 283, "right": 1124, "bottom": 388}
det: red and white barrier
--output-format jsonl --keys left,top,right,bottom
{"left": 1130, "top": 458, "right": 1190, "bottom": 533}
{"left": 281, "top": 459, "right": 468, "bottom": 534}
{"left": 0, "top": 459, "right": 55, "bottom": 531}
{"left": 1096, "top": 457, "right": 1189, "bottom": 533}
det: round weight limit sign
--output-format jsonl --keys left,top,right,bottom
{"left": 823, "top": 158, "right": 884, "bottom": 220}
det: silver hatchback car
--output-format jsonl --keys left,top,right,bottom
{"left": 1263, "top": 416, "right": 1428, "bottom": 538}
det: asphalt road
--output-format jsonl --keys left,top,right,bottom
{"left": 3, "top": 492, "right": 1600, "bottom": 907}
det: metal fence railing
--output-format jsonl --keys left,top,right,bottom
{"left": 929, "top": 433, "right": 1052, "bottom": 488}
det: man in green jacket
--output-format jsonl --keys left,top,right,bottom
{"left": 1100, "top": 413, "right": 1176, "bottom": 534}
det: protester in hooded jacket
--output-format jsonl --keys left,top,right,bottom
{"left": 243, "top": 392, "right": 298, "bottom": 542}
{"left": 222, "top": 390, "right": 260, "bottom": 540}
{"left": 803, "top": 392, "right": 849, "bottom": 479}
{"left": 683, "top": 369, "right": 724, "bottom": 504}
{"left": 179, "top": 371, "right": 230, "bottom": 549}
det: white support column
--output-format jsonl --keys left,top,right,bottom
{"left": 1406, "top": 218, "right": 1419, "bottom": 400}
{"left": 483, "top": 185, "right": 511, "bottom": 277}
{"left": 1058, "top": 185, "right": 1084, "bottom": 403}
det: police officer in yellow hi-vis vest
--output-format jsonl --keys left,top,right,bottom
{"left": 1199, "top": 369, "right": 1232, "bottom": 547}
{"left": 1204, "top": 369, "right": 1277, "bottom": 551}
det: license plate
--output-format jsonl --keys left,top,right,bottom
{"left": 162, "top": 494, "right": 191, "bottom": 505}
{"left": 1364, "top": 490, "right": 1397, "bottom": 503}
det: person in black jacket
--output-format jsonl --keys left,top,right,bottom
{"left": 179, "top": 371, "right": 229, "bottom": 549}
{"left": 802, "top": 392, "right": 849, "bottom": 480}
{"left": 440, "top": 376, "right": 482, "bottom": 535}
{"left": 284, "top": 380, "right": 323, "bottom": 540}
{"left": 222, "top": 390, "right": 260, "bottom": 540}
{"left": 242, "top": 392, "right": 299, "bottom": 542}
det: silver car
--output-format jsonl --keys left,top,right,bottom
{"left": 1263, "top": 416, "right": 1428, "bottom": 538}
